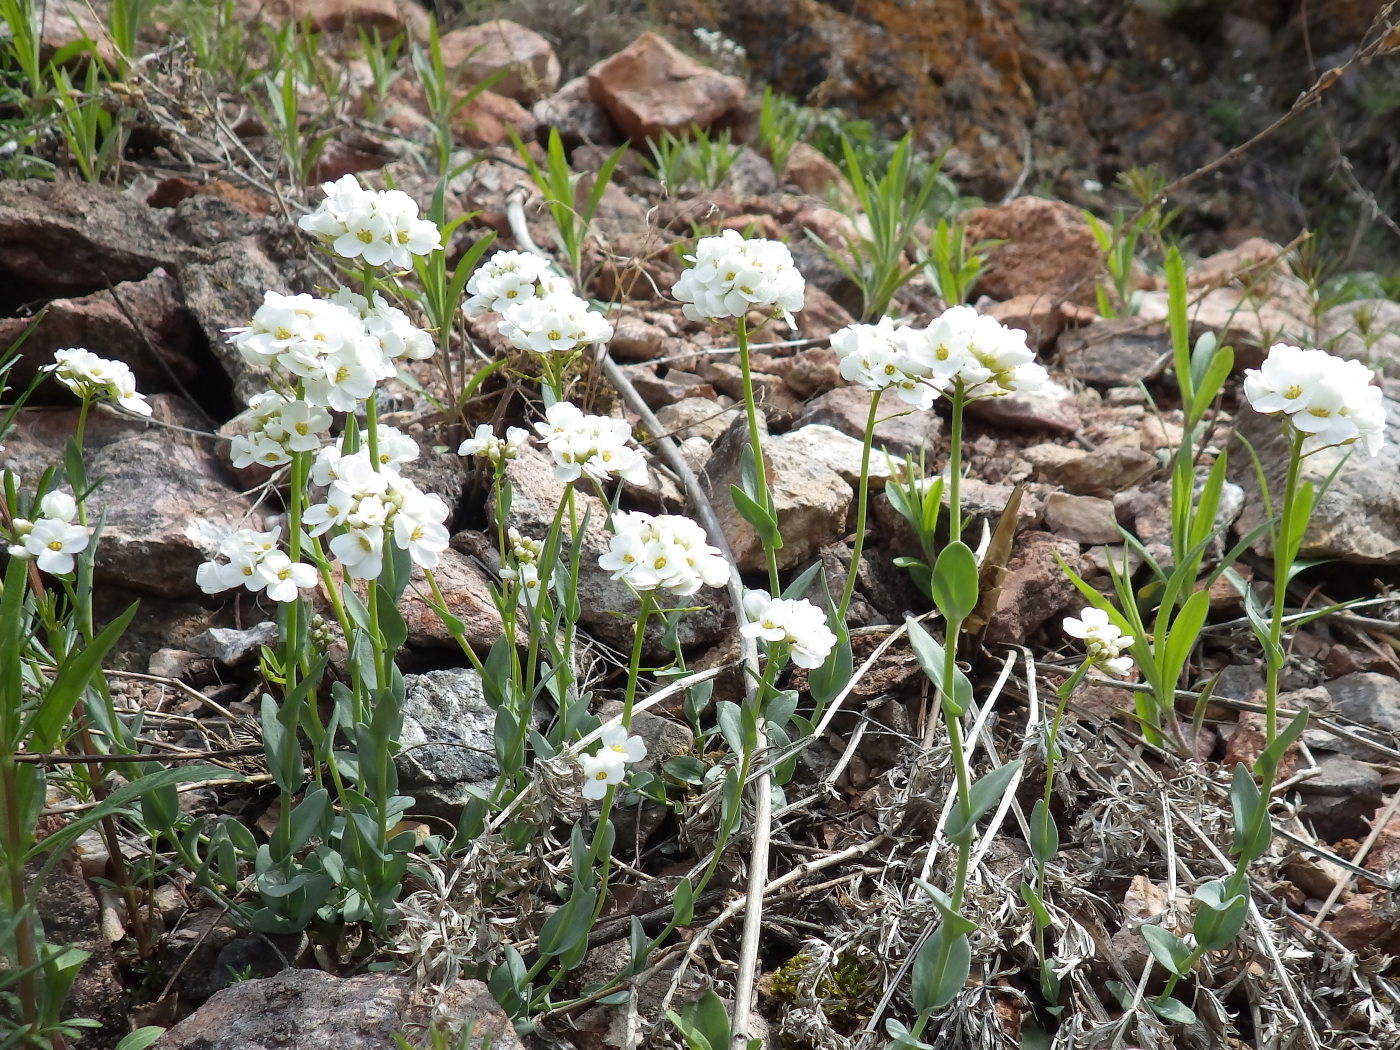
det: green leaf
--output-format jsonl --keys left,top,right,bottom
{"left": 536, "top": 887, "right": 599, "bottom": 958}
{"left": 1152, "top": 995, "right": 1197, "bottom": 1024}
{"left": 663, "top": 755, "right": 707, "bottom": 785}
{"left": 23, "top": 601, "right": 138, "bottom": 752}
{"left": 114, "top": 1027, "right": 166, "bottom": 1050}
{"left": 1028, "top": 798, "right": 1059, "bottom": 864}
{"left": 945, "top": 759, "right": 1022, "bottom": 843}
{"left": 1191, "top": 879, "right": 1248, "bottom": 952}
{"left": 667, "top": 989, "right": 730, "bottom": 1050}
{"left": 673, "top": 878, "right": 696, "bottom": 926}
{"left": 1020, "top": 882, "right": 1053, "bottom": 930}
{"left": 1157, "top": 587, "right": 1209, "bottom": 693}
{"left": 931, "top": 541, "right": 979, "bottom": 623}
{"left": 904, "top": 616, "right": 972, "bottom": 716}
{"left": 1141, "top": 924, "right": 1194, "bottom": 977}
{"left": 730, "top": 484, "right": 781, "bottom": 548}
{"left": 1229, "top": 762, "right": 1268, "bottom": 859}
{"left": 1255, "top": 707, "right": 1308, "bottom": 781}
{"left": 911, "top": 927, "right": 970, "bottom": 1012}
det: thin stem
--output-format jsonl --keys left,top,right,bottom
{"left": 838, "top": 395, "right": 881, "bottom": 620}
{"left": 946, "top": 385, "right": 966, "bottom": 546}
{"left": 735, "top": 316, "right": 781, "bottom": 594}
{"left": 621, "top": 591, "right": 654, "bottom": 728}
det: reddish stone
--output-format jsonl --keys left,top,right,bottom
{"left": 964, "top": 196, "right": 1107, "bottom": 307}
{"left": 587, "top": 32, "right": 746, "bottom": 142}
{"left": 440, "top": 20, "right": 560, "bottom": 104}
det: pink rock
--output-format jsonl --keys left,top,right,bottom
{"left": 269, "top": 0, "right": 431, "bottom": 40}
{"left": 440, "top": 19, "right": 561, "bottom": 104}
{"left": 586, "top": 32, "right": 746, "bottom": 142}
{"left": 453, "top": 89, "right": 536, "bottom": 149}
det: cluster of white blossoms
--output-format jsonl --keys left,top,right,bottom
{"left": 46, "top": 348, "right": 151, "bottom": 416}
{"left": 6, "top": 488, "right": 90, "bottom": 575}
{"left": 578, "top": 726, "right": 648, "bottom": 801}
{"left": 599, "top": 510, "right": 730, "bottom": 597}
{"left": 740, "top": 589, "right": 838, "bottom": 669}
{"left": 228, "top": 391, "right": 333, "bottom": 470}
{"left": 458, "top": 422, "right": 529, "bottom": 466}
{"left": 1243, "top": 343, "right": 1386, "bottom": 457}
{"left": 298, "top": 174, "right": 442, "bottom": 270}
{"left": 302, "top": 446, "right": 450, "bottom": 579}
{"left": 463, "top": 249, "right": 613, "bottom": 355}
{"left": 672, "top": 229, "right": 806, "bottom": 328}
{"left": 196, "top": 526, "right": 316, "bottom": 603}
{"left": 499, "top": 527, "right": 548, "bottom": 604}
{"left": 534, "top": 402, "right": 649, "bottom": 485}
{"left": 1062, "top": 608, "right": 1135, "bottom": 677}
{"left": 831, "top": 305, "right": 1046, "bottom": 406}
{"left": 462, "top": 250, "right": 561, "bottom": 315}
{"left": 331, "top": 287, "right": 435, "bottom": 362}
{"left": 227, "top": 292, "right": 401, "bottom": 413}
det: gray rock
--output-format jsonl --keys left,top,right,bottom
{"left": 1024, "top": 440, "right": 1156, "bottom": 497}
{"left": 1043, "top": 492, "right": 1121, "bottom": 545}
{"left": 159, "top": 970, "right": 522, "bottom": 1050}
{"left": 985, "top": 532, "right": 1088, "bottom": 644}
{"left": 797, "top": 385, "right": 942, "bottom": 459}
{"left": 1058, "top": 320, "right": 1171, "bottom": 387}
{"left": 397, "top": 669, "right": 499, "bottom": 819}
{"left": 1297, "top": 753, "right": 1383, "bottom": 841}
{"left": 1230, "top": 388, "right": 1400, "bottom": 564}
{"left": 656, "top": 397, "right": 741, "bottom": 442}
{"left": 1325, "top": 672, "right": 1400, "bottom": 735}
{"left": 965, "top": 377, "right": 1081, "bottom": 434}
{"left": 701, "top": 414, "right": 853, "bottom": 573}
{"left": 189, "top": 622, "right": 279, "bottom": 666}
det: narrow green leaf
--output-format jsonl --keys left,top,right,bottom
{"left": 945, "top": 759, "right": 1022, "bottom": 843}
{"left": 1152, "top": 995, "right": 1197, "bottom": 1024}
{"left": 730, "top": 484, "right": 780, "bottom": 547}
{"left": 1028, "top": 798, "right": 1059, "bottom": 864}
{"left": 1255, "top": 707, "right": 1309, "bottom": 781}
{"left": 673, "top": 877, "right": 695, "bottom": 926}
{"left": 1020, "top": 882, "right": 1053, "bottom": 930}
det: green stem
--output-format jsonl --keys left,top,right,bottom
{"left": 620, "top": 592, "right": 654, "bottom": 728}
{"left": 1, "top": 756, "right": 40, "bottom": 1036}
{"left": 946, "top": 385, "right": 965, "bottom": 546}
{"left": 735, "top": 316, "right": 781, "bottom": 594}
{"left": 838, "top": 395, "right": 881, "bottom": 620}
{"left": 942, "top": 617, "right": 972, "bottom": 910}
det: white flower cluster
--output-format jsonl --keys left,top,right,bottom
{"left": 599, "top": 510, "right": 730, "bottom": 597}
{"left": 740, "top": 589, "right": 838, "bottom": 669}
{"left": 458, "top": 422, "right": 529, "bottom": 466}
{"left": 464, "top": 249, "right": 612, "bottom": 355}
{"left": 227, "top": 291, "right": 400, "bottom": 412}
{"left": 6, "top": 489, "right": 89, "bottom": 575}
{"left": 298, "top": 174, "right": 441, "bottom": 270}
{"left": 831, "top": 305, "right": 1046, "bottom": 406}
{"left": 1243, "top": 343, "right": 1386, "bottom": 457}
{"left": 196, "top": 526, "right": 316, "bottom": 603}
{"left": 1062, "top": 608, "right": 1135, "bottom": 677}
{"left": 229, "top": 391, "right": 333, "bottom": 469}
{"left": 673, "top": 229, "right": 806, "bottom": 328}
{"left": 46, "top": 348, "right": 151, "bottom": 416}
{"left": 534, "top": 402, "right": 648, "bottom": 485}
{"left": 332, "top": 288, "right": 435, "bottom": 361}
{"left": 830, "top": 316, "right": 938, "bottom": 410}
{"left": 302, "top": 445, "right": 450, "bottom": 579}
{"left": 500, "top": 527, "right": 547, "bottom": 604}
{"left": 578, "top": 726, "right": 647, "bottom": 801}
{"left": 462, "top": 250, "right": 560, "bottom": 316}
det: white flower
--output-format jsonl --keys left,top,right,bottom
{"left": 195, "top": 526, "right": 313, "bottom": 603}
{"left": 229, "top": 391, "right": 332, "bottom": 468}
{"left": 497, "top": 291, "right": 613, "bottom": 354}
{"left": 330, "top": 525, "right": 385, "bottom": 580}
{"left": 1243, "top": 343, "right": 1386, "bottom": 457}
{"left": 298, "top": 174, "right": 442, "bottom": 270}
{"left": 740, "top": 589, "right": 838, "bottom": 669}
{"left": 598, "top": 725, "right": 647, "bottom": 764}
{"left": 830, "top": 317, "right": 939, "bottom": 409}
{"left": 532, "top": 402, "right": 649, "bottom": 486}
{"left": 1062, "top": 607, "right": 1135, "bottom": 676}
{"left": 38, "top": 490, "right": 77, "bottom": 523}
{"left": 598, "top": 510, "right": 729, "bottom": 597}
{"left": 255, "top": 551, "right": 318, "bottom": 602}
{"left": 578, "top": 749, "right": 626, "bottom": 800}
{"left": 458, "top": 423, "right": 529, "bottom": 465}
{"left": 672, "top": 229, "right": 805, "bottom": 328}
{"left": 393, "top": 513, "right": 449, "bottom": 569}
{"left": 46, "top": 347, "right": 152, "bottom": 416}
{"left": 331, "top": 287, "right": 434, "bottom": 361}
{"left": 23, "top": 516, "right": 89, "bottom": 574}
{"left": 462, "top": 250, "right": 557, "bottom": 316}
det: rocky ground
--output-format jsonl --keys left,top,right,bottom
{"left": 5, "top": 2, "right": 1400, "bottom": 1049}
